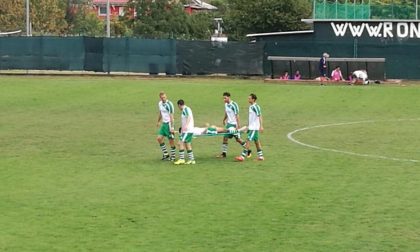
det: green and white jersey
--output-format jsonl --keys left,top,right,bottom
{"left": 158, "top": 100, "right": 174, "bottom": 123}
{"left": 225, "top": 101, "right": 239, "bottom": 125}
{"left": 248, "top": 103, "right": 262, "bottom": 130}
{"left": 181, "top": 106, "right": 194, "bottom": 133}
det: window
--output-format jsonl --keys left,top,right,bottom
{"left": 99, "top": 6, "right": 107, "bottom": 16}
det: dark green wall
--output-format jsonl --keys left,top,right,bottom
{"left": 1, "top": 24, "right": 419, "bottom": 79}
{"left": 0, "top": 37, "right": 263, "bottom": 76}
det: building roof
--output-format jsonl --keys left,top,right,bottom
{"left": 301, "top": 18, "right": 420, "bottom": 24}
{"left": 246, "top": 30, "right": 314, "bottom": 38}
{"left": 184, "top": 0, "right": 217, "bottom": 10}
{"left": 92, "top": 0, "right": 128, "bottom": 5}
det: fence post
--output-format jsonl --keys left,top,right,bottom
{"left": 270, "top": 60, "right": 274, "bottom": 79}
{"left": 353, "top": 38, "right": 358, "bottom": 58}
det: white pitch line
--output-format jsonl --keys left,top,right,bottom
{"left": 287, "top": 119, "right": 420, "bottom": 163}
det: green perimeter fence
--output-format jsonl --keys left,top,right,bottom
{"left": 314, "top": 0, "right": 419, "bottom": 19}
{"left": 1, "top": 36, "right": 416, "bottom": 79}
{"left": 0, "top": 37, "right": 264, "bottom": 76}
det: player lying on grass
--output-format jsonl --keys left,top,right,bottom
{"left": 172, "top": 125, "right": 250, "bottom": 165}
{"left": 191, "top": 125, "right": 247, "bottom": 136}
{"left": 174, "top": 125, "right": 247, "bottom": 137}
{"left": 193, "top": 125, "right": 252, "bottom": 158}
{"left": 194, "top": 125, "right": 252, "bottom": 157}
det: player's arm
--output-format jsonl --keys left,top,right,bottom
{"left": 238, "top": 126, "right": 248, "bottom": 132}
{"left": 157, "top": 112, "right": 162, "bottom": 127}
{"left": 223, "top": 112, "right": 227, "bottom": 125}
{"left": 235, "top": 114, "right": 241, "bottom": 128}
{"left": 169, "top": 113, "right": 174, "bottom": 133}
{"left": 259, "top": 115, "right": 264, "bottom": 133}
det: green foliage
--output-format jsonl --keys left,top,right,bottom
{"left": 126, "top": 0, "right": 213, "bottom": 39}
{"left": 1, "top": 0, "right": 315, "bottom": 40}
{"left": 0, "top": 0, "right": 72, "bottom": 34}
{"left": 72, "top": 13, "right": 104, "bottom": 36}
{"left": 186, "top": 12, "right": 214, "bottom": 40}
{"left": 128, "top": 0, "right": 186, "bottom": 38}
{"left": 68, "top": 3, "right": 104, "bottom": 36}
{"left": 370, "top": 0, "right": 417, "bottom": 19}
{"left": 0, "top": 0, "right": 25, "bottom": 32}
{"left": 225, "top": 0, "right": 312, "bottom": 40}
{"left": 210, "top": 0, "right": 228, "bottom": 15}
{"left": 112, "top": 19, "right": 133, "bottom": 37}
{"left": 31, "top": 0, "right": 68, "bottom": 35}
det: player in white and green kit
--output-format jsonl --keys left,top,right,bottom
{"left": 174, "top": 99, "right": 196, "bottom": 165}
{"left": 235, "top": 93, "right": 264, "bottom": 161}
{"left": 217, "top": 92, "right": 250, "bottom": 158}
{"left": 156, "top": 91, "right": 176, "bottom": 161}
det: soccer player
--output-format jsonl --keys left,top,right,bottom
{"left": 217, "top": 92, "right": 251, "bottom": 158}
{"left": 174, "top": 99, "right": 196, "bottom": 165}
{"left": 192, "top": 125, "right": 245, "bottom": 136}
{"left": 156, "top": 91, "right": 176, "bottom": 161}
{"left": 235, "top": 93, "right": 264, "bottom": 161}
{"left": 351, "top": 70, "right": 369, "bottom": 85}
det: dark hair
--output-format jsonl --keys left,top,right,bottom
{"left": 250, "top": 93, "right": 257, "bottom": 100}
{"left": 223, "top": 92, "right": 231, "bottom": 97}
{"left": 177, "top": 99, "right": 185, "bottom": 106}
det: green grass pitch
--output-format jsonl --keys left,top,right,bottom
{"left": 1, "top": 76, "right": 420, "bottom": 251}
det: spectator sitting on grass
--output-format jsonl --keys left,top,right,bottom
{"left": 293, "top": 70, "right": 301, "bottom": 80}
{"left": 279, "top": 71, "right": 289, "bottom": 80}
{"left": 331, "top": 66, "right": 344, "bottom": 81}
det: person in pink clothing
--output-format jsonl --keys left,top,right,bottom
{"left": 293, "top": 70, "right": 301, "bottom": 80}
{"left": 331, "top": 66, "right": 344, "bottom": 81}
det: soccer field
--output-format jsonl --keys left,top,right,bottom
{"left": 1, "top": 76, "right": 420, "bottom": 251}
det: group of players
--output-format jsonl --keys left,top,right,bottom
{"left": 156, "top": 91, "right": 264, "bottom": 165}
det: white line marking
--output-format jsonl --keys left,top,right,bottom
{"left": 287, "top": 119, "right": 420, "bottom": 163}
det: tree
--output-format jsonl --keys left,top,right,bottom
{"left": 111, "top": 19, "right": 134, "bottom": 37}
{"left": 31, "top": 0, "right": 68, "bottom": 35}
{"left": 209, "top": 0, "right": 228, "bottom": 15}
{"left": 186, "top": 12, "right": 214, "bottom": 40}
{"left": 371, "top": 0, "right": 417, "bottom": 19}
{"left": 126, "top": 0, "right": 213, "bottom": 39}
{"left": 225, "top": 0, "right": 312, "bottom": 40}
{"left": 127, "top": 0, "right": 185, "bottom": 38}
{"left": 70, "top": 4, "right": 105, "bottom": 36}
{"left": 64, "top": 0, "right": 89, "bottom": 28}
{"left": 0, "top": 0, "right": 25, "bottom": 32}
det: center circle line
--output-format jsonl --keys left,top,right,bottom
{"left": 286, "top": 119, "right": 420, "bottom": 163}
